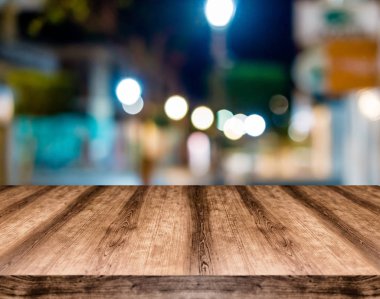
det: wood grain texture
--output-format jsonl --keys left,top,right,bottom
{"left": 187, "top": 186, "right": 213, "bottom": 275}
{"left": 282, "top": 186, "right": 380, "bottom": 269}
{"left": 0, "top": 186, "right": 379, "bottom": 297}
{"left": 0, "top": 185, "right": 379, "bottom": 275}
{"left": 0, "top": 276, "right": 379, "bottom": 298}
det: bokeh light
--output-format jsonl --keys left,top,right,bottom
{"left": 288, "top": 110, "right": 313, "bottom": 142}
{"left": 244, "top": 114, "right": 266, "bottom": 137}
{"left": 235, "top": 113, "right": 247, "bottom": 122}
{"left": 122, "top": 97, "right": 144, "bottom": 115}
{"left": 164, "top": 95, "right": 189, "bottom": 121}
{"left": 216, "top": 109, "right": 233, "bottom": 131}
{"left": 191, "top": 106, "right": 214, "bottom": 130}
{"left": 288, "top": 124, "right": 309, "bottom": 143}
{"left": 116, "top": 78, "right": 142, "bottom": 105}
{"left": 358, "top": 90, "right": 380, "bottom": 121}
{"left": 269, "top": 95, "right": 289, "bottom": 115}
{"left": 205, "top": 0, "right": 235, "bottom": 29}
{"left": 187, "top": 132, "right": 211, "bottom": 176}
{"left": 223, "top": 116, "right": 245, "bottom": 140}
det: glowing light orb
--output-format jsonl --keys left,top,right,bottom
{"left": 358, "top": 90, "right": 380, "bottom": 121}
{"left": 288, "top": 110, "right": 313, "bottom": 142}
{"left": 116, "top": 78, "right": 142, "bottom": 105}
{"left": 288, "top": 124, "right": 309, "bottom": 142}
{"left": 244, "top": 114, "right": 266, "bottom": 137}
{"left": 223, "top": 116, "right": 245, "bottom": 140}
{"left": 269, "top": 95, "right": 289, "bottom": 115}
{"left": 191, "top": 106, "right": 214, "bottom": 130}
{"left": 164, "top": 95, "right": 189, "bottom": 121}
{"left": 122, "top": 97, "right": 144, "bottom": 115}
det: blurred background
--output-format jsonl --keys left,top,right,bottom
{"left": 0, "top": 0, "right": 379, "bottom": 185}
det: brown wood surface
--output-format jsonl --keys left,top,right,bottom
{"left": 0, "top": 276, "right": 379, "bottom": 298}
{"left": 0, "top": 186, "right": 379, "bottom": 297}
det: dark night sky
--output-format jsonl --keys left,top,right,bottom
{"left": 118, "top": 0, "right": 294, "bottom": 61}
{"left": 229, "top": 0, "right": 294, "bottom": 63}
{"left": 119, "top": 0, "right": 295, "bottom": 98}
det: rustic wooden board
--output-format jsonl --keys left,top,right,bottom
{"left": 0, "top": 276, "right": 379, "bottom": 298}
{"left": 0, "top": 186, "right": 379, "bottom": 297}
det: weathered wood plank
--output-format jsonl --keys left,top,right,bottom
{"left": 187, "top": 186, "right": 214, "bottom": 275}
{"left": 3, "top": 187, "right": 139, "bottom": 275}
{"left": 0, "top": 186, "right": 104, "bottom": 273}
{"left": 255, "top": 186, "right": 379, "bottom": 274}
{"left": 0, "top": 186, "right": 47, "bottom": 213}
{"left": 328, "top": 186, "right": 380, "bottom": 214}
{"left": 0, "top": 186, "right": 90, "bottom": 259}
{"left": 282, "top": 186, "right": 380, "bottom": 270}
{"left": 0, "top": 276, "right": 379, "bottom": 299}
{"left": 0, "top": 187, "right": 55, "bottom": 225}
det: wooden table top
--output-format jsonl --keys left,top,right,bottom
{"left": 0, "top": 185, "right": 379, "bottom": 298}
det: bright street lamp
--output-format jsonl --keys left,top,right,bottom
{"left": 205, "top": 0, "right": 236, "bottom": 29}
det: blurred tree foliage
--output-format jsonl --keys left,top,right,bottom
{"left": 28, "top": 0, "right": 89, "bottom": 36}
{"left": 28, "top": 0, "right": 133, "bottom": 36}
{"left": 6, "top": 69, "right": 76, "bottom": 115}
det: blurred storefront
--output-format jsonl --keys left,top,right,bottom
{"left": 292, "top": 0, "right": 380, "bottom": 184}
{"left": 0, "top": 0, "right": 379, "bottom": 185}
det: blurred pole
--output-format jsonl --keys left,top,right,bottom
{"left": 0, "top": 1, "right": 18, "bottom": 44}
{"left": 140, "top": 121, "right": 161, "bottom": 184}
{"left": 343, "top": 97, "right": 370, "bottom": 184}
{"left": 369, "top": 116, "right": 380, "bottom": 183}
{"left": 210, "top": 31, "right": 228, "bottom": 110}
{"left": 376, "top": 9, "right": 380, "bottom": 184}
{"left": 209, "top": 30, "right": 232, "bottom": 184}
{"left": 342, "top": 93, "right": 380, "bottom": 184}
{"left": 88, "top": 48, "right": 114, "bottom": 120}
{"left": 206, "top": 0, "right": 235, "bottom": 109}
{"left": 310, "top": 105, "right": 332, "bottom": 180}
{"left": 0, "top": 127, "right": 7, "bottom": 184}
{"left": 0, "top": 87, "right": 14, "bottom": 184}
{"left": 211, "top": 31, "right": 228, "bottom": 69}
{"left": 87, "top": 48, "right": 115, "bottom": 165}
